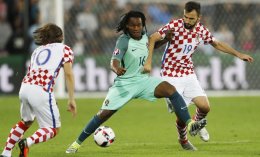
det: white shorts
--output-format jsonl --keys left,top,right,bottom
{"left": 162, "top": 74, "right": 207, "bottom": 108}
{"left": 19, "top": 83, "right": 61, "bottom": 128}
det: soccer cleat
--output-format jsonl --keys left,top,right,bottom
{"left": 188, "top": 118, "right": 207, "bottom": 136}
{"left": 65, "top": 141, "right": 81, "bottom": 154}
{"left": 179, "top": 139, "right": 197, "bottom": 151}
{"left": 0, "top": 155, "right": 10, "bottom": 157}
{"left": 18, "top": 139, "right": 29, "bottom": 157}
{"left": 198, "top": 127, "right": 210, "bottom": 142}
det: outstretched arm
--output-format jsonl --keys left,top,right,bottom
{"left": 211, "top": 40, "right": 254, "bottom": 63}
{"left": 143, "top": 32, "right": 163, "bottom": 73}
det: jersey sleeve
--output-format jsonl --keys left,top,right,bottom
{"left": 111, "top": 35, "right": 129, "bottom": 61}
{"left": 201, "top": 26, "right": 216, "bottom": 45}
{"left": 158, "top": 19, "right": 176, "bottom": 39}
{"left": 62, "top": 45, "right": 74, "bottom": 64}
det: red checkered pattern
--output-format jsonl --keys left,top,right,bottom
{"left": 158, "top": 18, "right": 215, "bottom": 77}
{"left": 22, "top": 44, "right": 74, "bottom": 92}
{"left": 2, "top": 121, "right": 29, "bottom": 156}
{"left": 27, "top": 127, "right": 56, "bottom": 146}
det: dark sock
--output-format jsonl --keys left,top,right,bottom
{"left": 77, "top": 115, "right": 103, "bottom": 144}
{"left": 168, "top": 92, "right": 191, "bottom": 125}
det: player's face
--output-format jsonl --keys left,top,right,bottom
{"left": 126, "top": 17, "right": 143, "bottom": 40}
{"left": 183, "top": 10, "right": 200, "bottom": 29}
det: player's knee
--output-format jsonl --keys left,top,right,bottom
{"left": 97, "top": 110, "right": 116, "bottom": 122}
{"left": 205, "top": 105, "right": 210, "bottom": 113}
{"left": 154, "top": 81, "right": 176, "bottom": 98}
{"left": 165, "top": 82, "right": 177, "bottom": 96}
{"left": 199, "top": 103, "right": 210, "bottom": 113}
{"left": 155, "top": 81, "right": 177, "bottom": 97}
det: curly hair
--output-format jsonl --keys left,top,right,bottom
{"left": 33, "top": 23, "right": 63, "bottom": 45}
{"left": 116, "top": 10, "right": 147, "bottom": 34}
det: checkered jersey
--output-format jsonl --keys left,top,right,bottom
{"left": 158, "top": 18, "right": 215, "bottom": 77}
{"left": 23, "top": 43, "right": 74, "bottom": 92}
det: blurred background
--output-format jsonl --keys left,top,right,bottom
{"left": 0, "top": 0, "right": 259, "bottom": 97}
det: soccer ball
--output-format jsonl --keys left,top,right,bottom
{"left": 94, "top": 126, "right": 115, "bottom": 147}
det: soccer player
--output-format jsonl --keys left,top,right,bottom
{"left": 65, "top": 10, "right": 206, "bottom": 154}
{"left": 0, "top": 23, "right": 77, "bottom": 157}
{"left": 146, "top": 1, "right": 254, "bottom": 151}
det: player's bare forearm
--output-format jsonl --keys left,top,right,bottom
{"left": 65, "top": 73, "right": 75, "bottom": 101}
{"left": 147, "top": 33, "right": 161, "bottom": 63}
{"left": 64, "top": 62, "right": 77, "bottom": 117}
{"left": 211, "top": 41, "right": 254, "bottom": 63}
{"left": 154, "top": 30, "right": 172, "bottom": 49}
{"left": 143, "top": 36, "right": 156, "bottom": 73}
{"left": 143, "top": 33, "right": 164, "bottom": 73}
{"left": 154, "top": 39, "right": 168, "bottom": 49}
{"left": 111, "top": 59, "right": 126, "bottom": 76}
{"left": 64, "top": 63, "right": 75, "bottom": 101}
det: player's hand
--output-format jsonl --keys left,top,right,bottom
{"left": 238, "top": 53, "right": 254, "bottom": 63}
{"left": 115, "top": 67, "right": 126, "bottom": 76}
{"left": 165, "top": 29, "right": 173, "bottom": 41}
{"left": 67, "top": 99, "right": 77, "bottom": 117}
{"left": 142, "top": 62, "right": 152, "bottom": 74}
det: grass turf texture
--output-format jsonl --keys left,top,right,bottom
{"left": 0, "top": 96, "right": 260, "bottom": 157}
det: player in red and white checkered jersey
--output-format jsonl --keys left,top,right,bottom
{"left": 146, "top": 1, "right": 254, "bottom": 151}
{"left": 0, "top": 23, "right": 77, "bottom": 157}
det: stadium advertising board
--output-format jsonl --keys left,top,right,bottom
{"left": 0, "top": 54, "right": 258, "bottom": 94}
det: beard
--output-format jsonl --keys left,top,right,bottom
{"left": 184, "top": 23, "right": 196, "bottom": 29}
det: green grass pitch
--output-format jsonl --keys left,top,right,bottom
{"left": 1, "top": 96, "right": 260, "bottom": 157}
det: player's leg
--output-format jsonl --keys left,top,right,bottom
{"left": 66, "top": 85, "right": 133, "bottom": 153}
{"left": 184, "top": 74, "right": 210, "bottom": 142}
{"left": 154, "top": 81, "right": 191, "bottom": 124}
{"left": 66, "top": 109, "right": 116, "bottom": 154}
{"left": 0, "top": 120, "right": 32, "bottom": 157}
{"left": 161, "top": 77, "right": 197, "bottom": 150}
{"left": 192, "top": 96, "right": 210, "bottom": 141}
{"left": 192, "top": 96, "right": 210, "bottom": 119}
{"left": 1, "top": 84, "right": 35, "bottom": 157}
{"left": 176, "top": 118, "right": 197, "bottom": 151}
{"left": 141, "top": 77, "right": 206, "bottom": 136}
{"left": 76, "top": 110, "right": 116, "bottom": 145}
{"left": 18, "top": 85, "right": 61, "bottom": 157}
{"left": 154, "top": 81, "right": 207, "bottom": 133}
{"left": 165, "top": 98, "right": 197, "bottom": 150}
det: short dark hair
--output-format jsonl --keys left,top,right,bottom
{"left": 116, "top": 10, "right": 147, "bottom": 34}
{"left": 185, "top": 1, "right": 201, "bottom": 15}
{"left": 33, "top": 23, "right": 63, "bottom": 45}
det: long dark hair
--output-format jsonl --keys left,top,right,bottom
{"left": 33, "top": 23, "right": 63, "bottom": 45}
{"left": 116, "top": 10, "right": 147, "bottom": 34}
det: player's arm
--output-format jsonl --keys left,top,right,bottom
{"left": 154, "top": 30, "right": 173, "bottom": 49}
{"left": 143, "top": 32, "right": 163, "bottom": 73}
{"left": 211, "top": 40, "right": 254, "bottom": 63}
{"left": 154, "top": 39, "right": 168, "bottom": 49}
{"left": 63, "top": 62, "right": 77, "bottom": 117}
{"left": 111, "top": 59, "right": 126, "bottom": 76}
